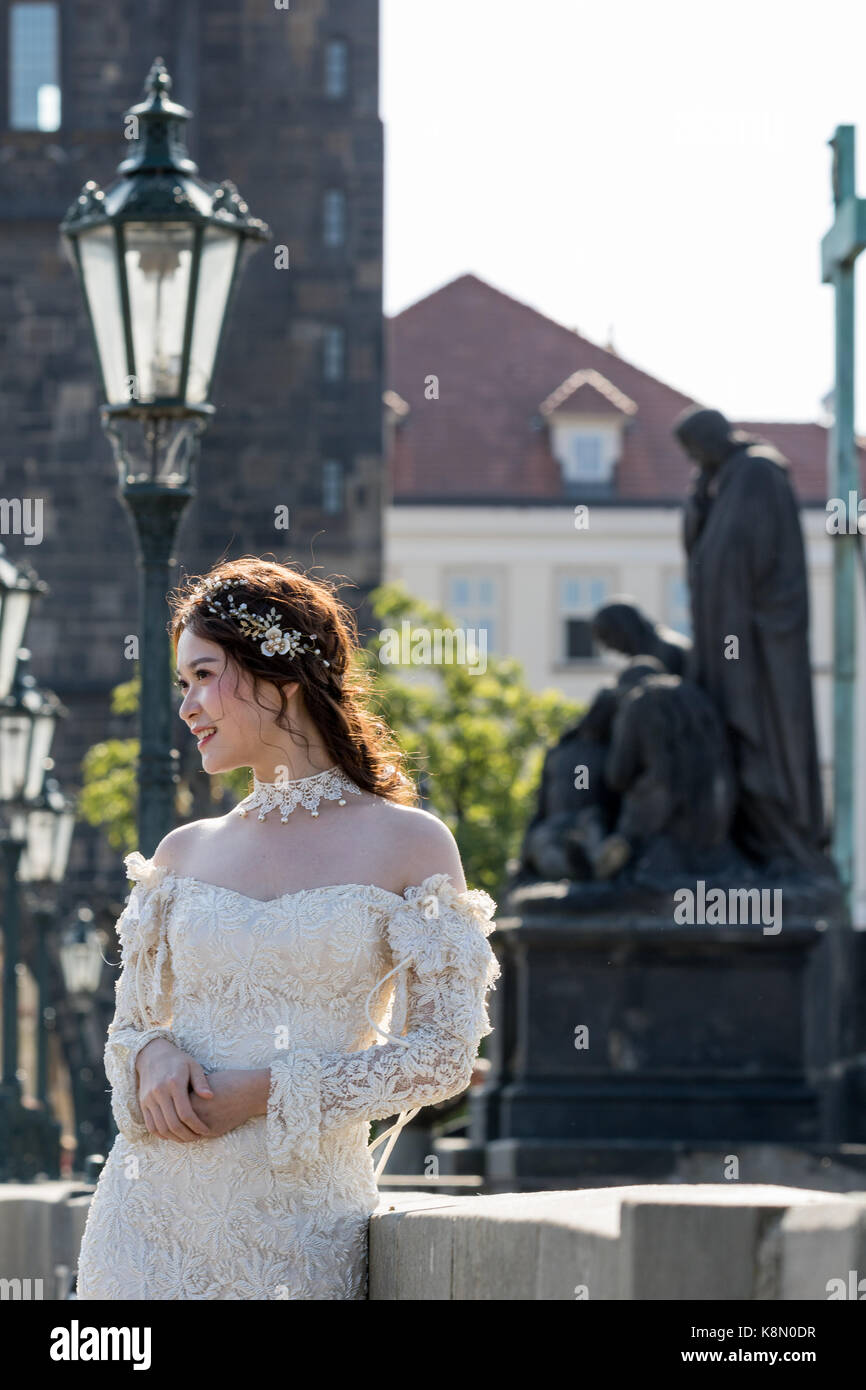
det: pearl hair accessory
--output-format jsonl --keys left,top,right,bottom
{"left": 185, "top": 576, "right": 330, "bottom": 664}
{"left": 238, "top": 766, "right": 363, "bottom": 822}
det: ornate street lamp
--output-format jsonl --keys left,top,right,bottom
{"left": 19, "top": 775, "right": 76, "bottom": 888}
{"left": 59, "top": 905, "right": 107, "bottom": 1176}
{"left": 0, "top": 650, "right": 66, "bottom": 808}
{"left": 59, "top": 906, "right": 105, "bottom": 998}
{"left": 59, "top": 57, "right": 270, "bottom": 854}
{"left": 0, "top": 547, "right": 47, "bottom": 702}
{"left": 20, "top": 773, "right": 76, "bottom": 1179}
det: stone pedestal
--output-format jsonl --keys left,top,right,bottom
{"left": 473, "top": 877, "right": 866, "bottom": 1189}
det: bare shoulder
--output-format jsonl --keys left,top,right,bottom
{"left": 151, "top": 818, "right": 220, "bottom": 872}
{"left": 376, "top": 801, "right": 467, "bottom": 894}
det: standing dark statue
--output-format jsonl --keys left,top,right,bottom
{"left": 673, "top": 405, "right": 829, "bottom": 873}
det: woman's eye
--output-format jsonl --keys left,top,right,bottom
{"left": 175, "top": 670, "right": 209, "bottom": 692}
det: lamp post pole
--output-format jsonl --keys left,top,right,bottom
{"left": 124, "top": 490, "right": 190, "bottom": 855}
{"left": 0, "top": 830, "right": 25, "bottom": 1099}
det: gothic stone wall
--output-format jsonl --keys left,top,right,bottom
{"left": 0, "top": 0, "right": 384, "bottom": 903}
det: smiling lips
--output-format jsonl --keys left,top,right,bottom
{"left": 194, "top": 726, "right": 217, "bottom": 749}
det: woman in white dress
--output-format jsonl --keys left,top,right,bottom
{"left": 75, "top": 556, "right": 500, "bottom": 1300}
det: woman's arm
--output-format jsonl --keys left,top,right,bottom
{"left": 108, "top": 851, "right": 214, "bottom": 1142}
{"left": 263, "top": 830, "right": 500, "bottom": 1175}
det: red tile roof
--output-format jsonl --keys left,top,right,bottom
{"left": 385, "top": 273, "right": 863, "bottom": 504}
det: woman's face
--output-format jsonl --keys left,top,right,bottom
{"left": 175, "top": 626, "right": 288, "bottom": 774}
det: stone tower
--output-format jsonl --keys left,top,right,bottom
{"left": 0, "top": 0, "right": 384, "bottom": 895}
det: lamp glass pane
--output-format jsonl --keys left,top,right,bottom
{"left": 23, "top": 709, "right": 55, "bottom": 800}
{"left": 78, "top": 226, "right": 129, "bottom": 403}
{"left": 186, "top": 228, "right": 240, "bottom": 403}
{"left": 60, "top": 941, "right": 94, "bottom": 994}
{"left": 123, "top": 222, "right": 194, "bottom": 401}
{"left": 0, "top": 712, "right": 32, "bottom": 801}
{"left": 0, "top": 587, "right": 30, "bottom": 700}
{"left": 61, "top": 930, "right": 102, "bottom": 994}
{"left": 21, "top": 807, "right": 55, "bottom": 881}
{"left": 50, "top": 808, "right": 75, "bottom": 883}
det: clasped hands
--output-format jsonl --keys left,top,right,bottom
{"left": 135, "top": 1037, "right": 271, "bottom": 1143}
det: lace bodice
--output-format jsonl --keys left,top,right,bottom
{"left": 104, "top": 850, "right": 501, "bottom": 1179}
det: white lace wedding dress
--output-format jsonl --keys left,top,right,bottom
{"left": 75, "top": 851, "right": 500, "bottom": 1300}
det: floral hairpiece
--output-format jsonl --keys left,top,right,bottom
{"left": 185, "top": 576, "right": 330, "bottom": 664}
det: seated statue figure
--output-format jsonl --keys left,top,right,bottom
{"left": 592, "top": 597, "right": 691, "bottom": 676}
{"left": 593, "top": 658, "right": 739, "bottom": 882}
{"left": 515, "top": 684, "right": 621, "bottom": 882}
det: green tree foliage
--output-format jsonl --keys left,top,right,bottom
{"left": 362, "top": 583, "right": 582, "bottom": 897}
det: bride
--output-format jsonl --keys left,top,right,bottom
{"left": 75, "top": 556, "right": 500, "bottom": 1300}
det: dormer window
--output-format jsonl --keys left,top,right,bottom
{"left": 537, "top": 369, "right": 638, "bottom": 496}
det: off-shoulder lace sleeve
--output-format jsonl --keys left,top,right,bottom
{"left": 103, "top": 850, "right": 180, "bottom": 1141}
{"left": 266, "top": 873, "right": 500, "bottom": 1177}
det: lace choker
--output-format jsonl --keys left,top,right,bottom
{"left": 238, "top": 765, "right": 363, "bottom": 822}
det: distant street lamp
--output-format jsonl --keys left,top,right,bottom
{"left": 0, "top": 548, "right": 46, "bottom": 702}
{"left": 59, "top": 906, "right": 105, "bottom": 999}
{"left": 59, "top": 905, "right": 107, "bottom": 1175}
{"left": 0, "top": 652, "right": 66, "bottom": 1180}
{"left": 0, "top": 652, "right": 66, "bottom": 1089}
{"left": 19, "top": 773, "right": 76, "bottom": 1178}
{"left": 59, "top": 56, "right": 270, "bottom": 854}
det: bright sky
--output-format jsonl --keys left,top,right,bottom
{"left": 381, "top": 0, "right": 866, "bottom": 430}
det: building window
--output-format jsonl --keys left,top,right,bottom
{"left": 561, "top": 429, "right": 611, "bottom": 484}
{"left": 322, "top": 189, "right": 346, "bottom": 247}
{"left": 322, "top": 459, "right": 344, "bottom": 513}
{"left": 9, "top": 2, "right": 60, "bottom": 130}
{"left": 322, "top": 325, "right": 345, "bottom": 382}
{"left": 550, "top": 421, "right": 620, "bottom": 491}
{"left": 445, "top": 573, "right": 500, "bottom": 654}
{"left": 666, "top": 572, "right": 692, "bottom": 638}
{"left": 559, "top": 574, "right": 609, "bottom": 660}
{"left": 324, "top": 38, "right": 348, "bottom": 98}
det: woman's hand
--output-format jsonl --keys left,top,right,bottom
{"left": 186, "top": 1069, "right": 265, "bottom": 1138}
{"left": 136, "top": 1037, "right": 214, "bottom": 1142}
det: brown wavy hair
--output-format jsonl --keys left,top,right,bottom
{"left": 167, "top": 556, "right": 418, "bottom": 806}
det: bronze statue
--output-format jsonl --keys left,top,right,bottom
{"left": 515, "top": 404, "right": 838, "bottom": 896}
